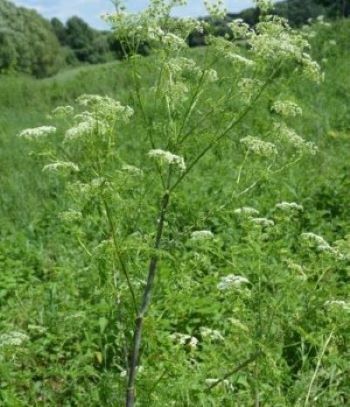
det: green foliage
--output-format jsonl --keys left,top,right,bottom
{"left": 1, "top": 6, "right": 350, "bottom": 406}
{"left": 0, "top": 0, "right": 64, "bottom": 77}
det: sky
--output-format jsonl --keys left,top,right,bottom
{"left": 12, "top": 0, "right": 256, "bottom": 29}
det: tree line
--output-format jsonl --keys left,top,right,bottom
{"left": 0, "top": 0, "right": 349, "bottom": 78}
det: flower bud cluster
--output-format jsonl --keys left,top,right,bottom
{"left": 148, "top": 149, "right": 186, "bottom": 172}
{"left": 217, "top": 274, "right": 250, "bottom": 290}
{"left": 240, "top": 136, "right": 278, "bottom": 158}
{"left": 204, "top": 0, "right": 227, "bottom": 19}
{"left": 275, "top": 202, "right": 303, "bottom": 212}
{"left": 271, "top": 100, "right": 302, "bottom": 118}
{"left": 0, "top": 331, "right": 29, "bottom": 347}
{"left": 18, "top": 126, "right": 56, "bottom": 140}
{"left": 273, "top": 122, "right": 318, "bottom": 155}
{"left": 191, "top": 230, "right": 214, "bottom": 240}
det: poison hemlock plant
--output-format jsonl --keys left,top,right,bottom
{"left": 16, "top": 1, "right": 349, "bottom": 405}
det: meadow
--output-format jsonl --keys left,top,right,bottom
{"left": 0, "top": 9, "right": 350, "bottom": 407}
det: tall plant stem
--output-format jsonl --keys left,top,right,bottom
{"left": 126, "top": 190, "right": 170, "bottom": 407}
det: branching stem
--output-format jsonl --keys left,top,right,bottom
{"left": 126, "top": 190, "right": 170, "bottom": 407}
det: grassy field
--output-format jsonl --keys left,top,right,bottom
{"left": 0, "top": 18, "right": 349, "bottom": 406}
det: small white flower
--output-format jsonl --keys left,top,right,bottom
{"left": 170, "top": 333, "right": 198, "bottom": 349}
{"left": 188, "top": 336, "right": 198, "bottom": 349}
{"left": 43, "top": 161, "right": 79, "bottom": 173}
{"left": 200, "top": 327, "right": 224, "bottom": 341}
{"left": 240, "top": 136, "right": 278, "bottom": 158}
{"left": 64, "top": 118, "right": 96, "bottom": 141}
{"left": 121, "top": 164, "right": 144, "bottom": 176}
{"left": 59, "top": 210, "right": 82, "bottom": 222}
{"left": 271, "top": 100, "right": 302, "bottom": 117}
{"left": 148, "top": 149, "right": 186, "bottom": 171}
{"left": 0, "top": 331, "right": 29, "bottom": 347}
{"left": 301, "top": 232, "right": 330, "bottom": 248}
{"left": 234, "top": 207, "right": 259, "bottom": 216}
{"left": 227, "top": 53, "right": 255, "bottom": 66}
{"left": 205, "top": 68, "right": 219, "bottom": 83}
{"left": 217, "top": 274, "right": 250, "bottom": 290}
{"left": 191, "top": 230, "right": 214, "bottom": 240}
{"left": 18, "top": 126, "right": 56, "bottom": 140}
{"left": 275, "top": 202, "right": 303, "bottom": 212}
{"left": 251, "top": 217, "right": 275, "bottom": 227}
{"left": 51, "top": 105, "right": 74, "bottom": 118}
{"left": 274, "top": 122, "right": 318, "bottom": 155}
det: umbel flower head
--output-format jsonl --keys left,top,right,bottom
{"left": 18, "top": 126, "right": 56, "bottom": 140}
{"left": 275, "top": 201, "right": 303, "bottom": 212}
{"left": 234, "top": 207, "right": 260, "bottom": 217}
{"left": 240, "top": 136, "right": 278, "bottom": 158}
{"left": 148, "top": 149, "right": 186, "bottom": 172}
{"left": 191, "top": 230, "right": 214, "bottom": 240}
{"left": 217, "top": 274, "right": 250, "bottom": 290}
{"left": 0, "top": 331, "right": 29, "bottom": 347}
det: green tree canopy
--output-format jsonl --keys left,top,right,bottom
{"left": 0, "top": 0, "right": 64, "bottom": 77}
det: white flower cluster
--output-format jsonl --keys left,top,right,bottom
{"left": 254, "top": 0, "right": 273, "bottom": 13}
{"left": 204, "top": 0, "right": 227, "bottom": 19}
{"left": 217, "top": 274, "right": 250, "bottom": 290}
{"left": 64, "top": 116, "right": 99, "bottom": 141}
{"left": 170, "top": 332, "right": 198, "bottom": 349}
{"left": 285, "top": 258, "right": 306, "bottom": 278}
{"left": 148, "top": 149, "right": 186, "bottom": 172}
{"left": 227, "top": 53, "right": 255, "bottom": 67}
{"left": 18, "top": 126, "right": 56, "bottom": 140}
{"left": 43, "top": 161, "right": 79, "bottom": 173}
{"left": 191, "top": 230, "right": 214, "bottom": 240}
{"left": 205, "top": 378, "right": 231, "bottom": 388}
{"left": 210, "top": 37, "right": 255, "bottom": 67}
{"left": 250, "top": 217, "right": 275, "bottom": 227}
{"left": 51, "top": 105, "right": 74, "bottom": 118}
{"left": 162, "top": 32, "right": 186, "bottom": 50}
{"left": 205, "top": 68, "right": 219, "bottom": 83}
{"left": 234, "top": 207, "right": 260, "bottom": 217}
{"left": 121, "top": 164, "right": 144, "bottom": 176}
{"left": 229, "top": 19, "right": 252, "bottom": 40}
{"left": 240, "top": 136, "right": 278, "bottom": 158}
{"left": 0, "top": 331, "right": 29, "bottom": 347}
{"left": 59, "top": 210, "right": 83, "bottom": 222}
{"left": 77, "top": 94, "right": 134, "bottom": 122}
{"left": 200, "top": 327, "right": 224, "bottom": 341}
{"left": 104, "top": 1, "right": 203, "bottom": 53}
{"left": 275, "top": 201, "right": 303, "bottom": 212}
{"left": 63, "top": 95, "right": 133, "bottom": 142}
{"left": 166, "top": 57, "right": 199, "bottom": 77}
{"left": 300, "top": 54, "right": 323, "bottom": 84}
{"left": 273, "top": 122, "right": 318, "bottom": 155}
{"left": 271, "top": 100, "right": 303, "bottom": 117}
{"left": 301, "top": 232, "right": 344, "bottom": 259}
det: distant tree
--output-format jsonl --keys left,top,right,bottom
{"left": 314, "top": 0, "right": 350, "bottom": 16}
{"left": 0, "top": 0, "right": 64, "bottom": 77}
{"left": 51, "top": 17, "right": 66, "bottom": 44}
{"left": 0, "top": 30, "right": 17, "bottom": 72}
{"left": 274, "top": 0, "right": 327, "bottom": 26}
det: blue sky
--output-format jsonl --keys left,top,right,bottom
{"left": 12, "top": 0, "right": 256, "bottom": 29}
